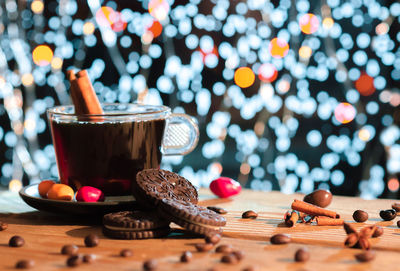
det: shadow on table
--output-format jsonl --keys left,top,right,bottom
{"left": 0, "top": 211, "right": 102, "bottom": 226}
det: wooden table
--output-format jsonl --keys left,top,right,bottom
{"left": 0, "top": 189, "right": 399, "bottom": 270}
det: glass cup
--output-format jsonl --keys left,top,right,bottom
{"left": 47, "top": 103, "right": 199, "bottom": 196}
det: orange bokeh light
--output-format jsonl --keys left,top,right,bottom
{"left": 147, "top": 20, "right": 163, "bottom": 38}
{"left": 388, "top": 178, "right": 399, "bottom": 192}
{"left": 269, "top": 38, "right": 289, "bottom": 59}
{"left": 32, "top": 45, "right": 53, "bottom": 66}
{"left": 258, "top": 63, "right": 278, "bottom": 83}
{"left": 355, "top": 72, "right": 375, "bottom": 96}
{"left": 334, "top": 102, "right": 356, "bottom": 124}
{"left": 299, "top": 13, "right": 319, "bottom": 34}
{"left": 234, "top": 67, "right": 255, "bottom": 88}
{"left": 148, "top": 0, "right": 170, "bottom": 21}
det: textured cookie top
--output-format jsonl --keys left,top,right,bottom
{"left": 135, "top": 169, "right": 198, "bottom": 205}
{"left": 103, "top": 211, "right": 169, "bottom": 230}
{"left": 159, "top": 198, "right": 226, "bottom": 227}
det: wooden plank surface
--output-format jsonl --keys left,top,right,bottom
{"left": 0, "top": 189, "right": 399, "bottom": 271}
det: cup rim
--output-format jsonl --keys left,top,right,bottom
{"left": 47, "top": 103, "right": 171, "bottom": 117}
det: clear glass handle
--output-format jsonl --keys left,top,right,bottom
{"left": 161, "top": 113, "right": 199, "bottom": 156}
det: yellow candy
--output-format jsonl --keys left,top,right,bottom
{"left": 46, "top": 184, "right": 74, "bottom": 201}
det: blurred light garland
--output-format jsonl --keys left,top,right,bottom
{"left": 0, "top": 0, "right": 399, "bottom": 199}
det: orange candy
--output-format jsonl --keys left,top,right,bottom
{"left": 46, "top": 184, "right": 74, "bottom": 201}
{"left": 38, "top": 180, "right": 56, "bottom": 198}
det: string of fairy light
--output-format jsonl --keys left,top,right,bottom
{"left": 0, "top": 0, "right": 399, "bottom": 198}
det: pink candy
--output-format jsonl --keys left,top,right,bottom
{"left": 209, "top": 177, "right": 241, "bottom": 198}
{"left": 76, "top": 186, "right": 105, "bottom": 202}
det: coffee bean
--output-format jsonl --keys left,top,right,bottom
{"left": 207, "top": 206, "right": 228, "bottom": 214}
{"left": 180, "top": 251, "right": 192, "bottom": 263}
{"left": 232, "top": 250, "right": 245, "bottom": 261}
{"left": 143, "top": 259, "right": 157, "bottom": 271}
{"left": 0, "top": 221, "right": 8, "bottom": 231}
{"left": 66, "top": 255, "right": 82, "bottom": 267}
{"left": 357, "top": 237, "right": 371, "bottom": 250}
{"left": 242, "top": 267, "right": 255, "bottom": 271}
{"left": 379, "top": 209, "right": 396, "bottom": 221}
{"left": 15, "top": 259, "right": 35, "bottom": 269}
{"left": 61, "top": 244, "right": 79, "bottom": 255}
{"left": 242, "top": 210, "right": 258, "bottom": 219}
{"left": 397, "top": 220, "right": 400, "bottom": 228}
{"left": 195, "top": 243, "right": 214, "bottom": 252}
{"left": 205, "top": 233, "right": 221, "bottom": 244}
{"left": 392, "top": 203, "right": 400, "bottom": 212}
{"left": 221, "top": 253, "right": 238, "bottom": 264}
{"left": 84, "top": 234, "right": 99, "bottom": 247}
{"left": 120, "top": 249, "right": 133, "bottom": 257}
{"left": 372, "top": 226, "right": 384, "bottom": 238}
{"left": 303, "top": 189, "right": 332, "bottom": 208}
{"left": 9, "top": 236, "right": 25, "bottom": 247}
{"left": 83, "top": 254, "right": 96, "bottom": 263}
{"left": 353, "top": 210, "right": 368, "bottom": 223}
{"left": 344, "top": 233, "right": 359, "bottom": 248}
{"left": 270, "top": 234, "right": 291, "bottom": 244}
{"left": 294, "top": 248, "right": 310, "bottom": 262}
{"left": 215, "top": 244, "right": 233, "bottom": 253}
{"left": 355, "top": 251, "right": 375, "bottom": 262}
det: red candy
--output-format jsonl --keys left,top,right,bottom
{"left": 76, "top": 186, "right": 105, "bottom": 202}
{"left": 209, "top": 177, "right": 241, "bottom": 198}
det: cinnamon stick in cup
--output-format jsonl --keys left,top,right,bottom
{"left": 291, "top": 199, "right": 339, "bottom": 218}
{"left": 66, "top": 69, "right": 103, "bottom": 115}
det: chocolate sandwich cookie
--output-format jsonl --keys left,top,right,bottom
{"left": 103, "top": 211, "right": 170, "bottom": 239}
{"left": 133, "top": 169, "right": 198, "bottom": 207}
{"left": 158, "top": 198, "right": 226, "bottom": 236}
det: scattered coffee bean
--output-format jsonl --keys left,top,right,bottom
{"left": 379, "top": 209, "right": 396, "bottom": 221}
{"left": 215, "top": 244, "right": 233, "bottom": 253}
{"left": 355, "top": 251, "right": 375, "bottom": 262}
{"left": 180, "top": 251, "right": 192, "bottom": 263}
{"left": 242, "top": 210, "right": 258, "bottom": 219}
{"left": 294, "top": 248, "right": 310, "bottom": 262}
{"left": 205, "top": 233, "right": 221, "bottom": 244}
{"left": 242, "top": 267, "right": 255, "bottom": 271}
{"left": 372, "top": 226, "right": 384, "bottom": 238}
{"left": 221, "top": 253, "right": 238, "bottom": 264}
{"left": 270, "top": 234, "right": 291, "bottom": 244}
{"left": 303, "top": 189, "right": 332, "bottom": 208}
{"left": 83, "top": 254, "right": 96, "bottom": 263}
{"left": 84, "top": 234, "right": 99, "bottom": 247}
{"left": 9, "top": 235, "right": 25, "bottom": 247}
{"left": 232, "top": 250, "right": 245, "bottom": 261}
{"left": 15, "top": 259, "right": 35, "bottom": 269}
{"left": 120, "top": 249, "right": 133, "bottom": 257}
{"left": 344, "top": 233, "right": 359, "bottom": 248}
{"left": 357, "top": 237, "right": 371, "bottom": 250}
{"left": 353, "top": 210, "right": 368, "bottom": 223}
{"left": 143, "top": 259, "right": 157, "bottom": 271}
{"left": 207, "top": 206, "right": 228, "bottom": 214}
{"left": 61, "top": 244, "right": 79, "bottom": 255}
{"left": 195, "top": 243, "right": 214, "bottom": 252}
{"left": 392, "top": 203, "right": 400, "bottom": 212}
{"left": 66, "top": 255, "right": 82, "bottom": 267}
{"left": 0, "top": 221, "right": 8, "bottom": 231}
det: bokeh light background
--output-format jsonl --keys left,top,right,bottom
{"left": 0, "top": 0, "right": 399, "bottom": 199}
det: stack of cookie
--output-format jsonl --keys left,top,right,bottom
{"left": 103, "top": 169, "right": 226, "bottom": 239}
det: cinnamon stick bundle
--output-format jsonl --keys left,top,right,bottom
{"left": 66, "top": 69, "right": 103, "bottom": 115}
{"left": 291, "top": 199, "right": 340, "bottom": 219}
{"left": 284, "top": 211, "right": 299, "bottom": 227}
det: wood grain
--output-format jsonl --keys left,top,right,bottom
{"left": 0, "top": 189, "right": 399, "bottom": 270}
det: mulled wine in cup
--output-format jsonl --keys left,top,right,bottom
{"left": 47, "top": 103, "right": 199, "bottom": 196}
